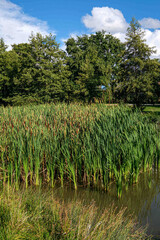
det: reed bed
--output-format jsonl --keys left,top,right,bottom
{"left": 0, "top": 103, "right": 159, "bottom": 197}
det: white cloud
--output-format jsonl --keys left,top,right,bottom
{"left": 61, "top": 33, "right": 80, "bottom": 51}
{"left": 113, "top": 32, "right": 126, "bottom": 42}
{"left": 144, "top": 29, "right": 160, "bottom": 58}
{"left": 61, "top": 33, "right": 78, "bottom": 44}
{"left": 0, "top": 0, "right": 53, "bottom": 48}
{"left": 139, "top": 18, "right": 160, "bottom": 29}
{"left": 82, "top": 7, "right": 128, "bottom": 34}
{"left": 82, "top": 6, "right": 160, "bottom": 59}
{"left": 114, "top": 28, "right": 160, "bottom": 59}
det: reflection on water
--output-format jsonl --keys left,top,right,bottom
{"left": 51, "top": 169, "right": 160, "bottom": 238}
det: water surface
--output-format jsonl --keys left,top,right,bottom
{"left": 52, "top": 170, "right": 160, "bottom": 238}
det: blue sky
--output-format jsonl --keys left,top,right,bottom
{"left": 1, "top": 0, "right": 160, "bottom": 57}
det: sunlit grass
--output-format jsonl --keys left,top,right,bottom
{"left": 0, "top": 186, "right": 151, "bottom": 240}
{"left": 143, "top": 106, "right": 160, "bottom": 112}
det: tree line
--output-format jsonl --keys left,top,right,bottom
{"left": 0, "top": 18, "right": 160, "bottom": 106}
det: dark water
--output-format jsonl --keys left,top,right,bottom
{"left": 51, "top": 170, "right": 160, "bottom": 238}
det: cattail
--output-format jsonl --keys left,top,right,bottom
{"left": 0, "top": 103, "right": 159, "bottom": 197}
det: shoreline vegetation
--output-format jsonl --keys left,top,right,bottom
{"left": 0, "top": 103, "right": 159, "bottom": 239}
{"left": 0, "top": 186, "right": 150, "bottom": 240}
{"left": 1, "top": 104, "right": 160, "bottom": 196}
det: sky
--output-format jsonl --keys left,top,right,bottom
{"left": 1, "top": 0, "right": 160, "bottom": 57}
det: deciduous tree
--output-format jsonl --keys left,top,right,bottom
{"left": 66, "top": 31, "right": 124, "bottom": 102}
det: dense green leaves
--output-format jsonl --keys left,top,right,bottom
{"left": 0, "top": 34, "right": 72, "bottom": 105}
{"left": 66, "top": 31, "right": 124, "bottom": 102}
{"left": 116, "top": 18, "right": 160, "bottom": 106}
{"left": 0, "top": 22, "right": 160, "bottom": 106}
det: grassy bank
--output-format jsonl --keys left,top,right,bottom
{"left": 0, "top": 104, "right": 160, "bottom": 197}
{"left": 143, "top": 105, "right": 160, "bottom": 123}
{"left": 0, "top": 186, "right": 150, "bottom": 240}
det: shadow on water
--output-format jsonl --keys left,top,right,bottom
{"left": 48, "top": 169, "right": 160, "bottom": 238}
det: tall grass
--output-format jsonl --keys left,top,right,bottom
{"left": 0, "top": 104, "right": 159, "bottom": 197}
{"left": 0, "top": 186, "right": 150, "bottom": 240}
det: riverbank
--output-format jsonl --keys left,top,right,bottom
{"left": 0, "top": 186, "right": 150, "bottom": 240}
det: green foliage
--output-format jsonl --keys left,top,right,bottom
{"left": 0, "top": 204, "right": 11, "bottom": 240}
{"left": 0, "top": 33, "right": 72, "bottom": 105}
{"left": 0, "top": 104, "right": 159, "bottom": 196}
{"left": 66, "top": 31, "right": 124, "bottom": 102}
{"left": 0, "top": 25, "right": 159, "bottom": 106}
{"left": 0, "top": 187, "right": 150, "bottom": 240}
{"left": 0, "top": 38, "right": 7, "bottom": 53}
{"left": 116, "top": 18, "right": 160, "bottom": 106}
{"left": 0, "top": 49, "right": 20, "bottom": 105}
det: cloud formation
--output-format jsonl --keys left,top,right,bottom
{"left": 82, "top": 7, "right": 160, "bottom": 58}
{"left": 144, "top": 29, "right": 160, "bottom": 58}
{"left": 0, "top": 0, "right": 53, "bottom": 48}
{"left": 139, "top": 18, "right": 160, "bottom": 29}
{"left": 82, "top": 7, "right": 128, "bottom": 34}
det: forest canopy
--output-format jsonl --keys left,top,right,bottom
{"left": 0, "top": 18, "right": 160, "bottom": 106}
